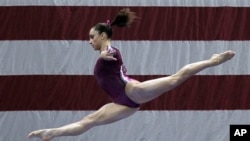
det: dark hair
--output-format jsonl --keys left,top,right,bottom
{"left": 93, "top": 8, "right": 137, "bottom": 39}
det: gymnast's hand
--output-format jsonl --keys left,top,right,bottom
{"left": 100, "top": 50, "right": 117, "bottom": 61}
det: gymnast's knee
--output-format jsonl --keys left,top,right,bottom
{"left": 81, "top": 113, "right": 105, "bottom": 127}
{"left": 168, "top": 74, "right": 186, "bottom": 86}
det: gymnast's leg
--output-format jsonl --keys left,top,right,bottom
{"left": 125, "top": 50, "right": 235, "bottom": 104}
{"left": 27, "top": 103, "right": 138, "bottom": 141}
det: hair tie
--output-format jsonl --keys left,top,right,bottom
{"left": 106, "top": 20, "right": 110, "bottom": 26}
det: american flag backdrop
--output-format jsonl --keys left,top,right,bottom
{"left": 0, "top": 0, "right": 250, "bottom": 141}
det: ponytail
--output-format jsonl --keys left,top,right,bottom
{"left": 93, "top": 8, "right": 137, "bottom": 39}
{"left": 110, "top": 8, "right": 137, "bottom": 27}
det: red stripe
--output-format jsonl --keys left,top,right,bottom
{"left": 0, "top": 75, "right": 249, "bottom": 111}
{"left": 0, "top": 6, "right": 250, "bottom": 40}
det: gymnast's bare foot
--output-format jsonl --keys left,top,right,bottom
{"left": 27, "top": 129, "right": 54, "bottom": 141}
{"left": 210, "top": 50, "right": 235, "bottom": 66}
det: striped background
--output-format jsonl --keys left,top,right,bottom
{"left": 0, "top": 1, "right": 250, "bottom": 141}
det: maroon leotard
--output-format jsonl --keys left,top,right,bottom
{"left": 94, "top": 46, "right": 140, "bottom": 108}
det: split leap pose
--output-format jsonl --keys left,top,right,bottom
{"left": 28, "top": 8, "right": 235, "bottom": 141}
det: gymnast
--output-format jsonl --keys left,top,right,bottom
{"left": 28, "top": 8, "right": 235, "bottom": 141}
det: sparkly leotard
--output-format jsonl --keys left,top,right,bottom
{"left": 94, "top": 46, "right": 140, "bottom": 108}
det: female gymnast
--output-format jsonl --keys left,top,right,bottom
{"left": 28, "top": 8, "right": 235, "bottom": 141}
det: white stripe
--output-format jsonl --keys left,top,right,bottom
{"left": 0, "top": 40, "right": 248, "bottom": 75}
{"left": 1, "top": 110, "right": 249, "bottom": 141}
{"left": 1, "top": 0, "right": 250, "bottom": 7}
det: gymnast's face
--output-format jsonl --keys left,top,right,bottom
{"left": 89, "top": 28, "right": 103, "bottom": 50}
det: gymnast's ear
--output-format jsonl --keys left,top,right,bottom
{"left": 100, "top": 32, "right": 108, "bottom": 40}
